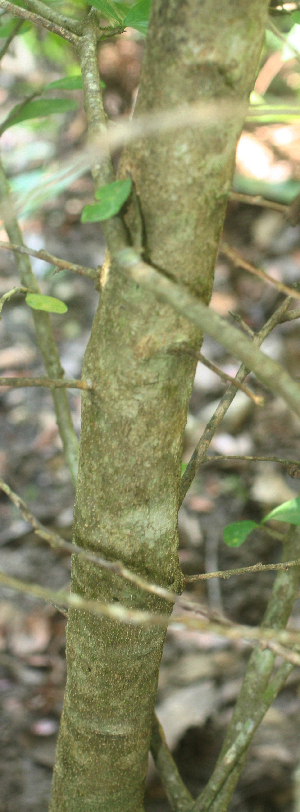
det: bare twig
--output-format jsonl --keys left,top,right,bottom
{"left": 191, "top": 526, "right": 300, "bottom": 812}
{"left": 117, "top": 249, "right": 300, "bottom": 420}
{"left": 220, "top": 242, "right": 300, "bottom": 302}
{"left": 179, "top": 294, "right": 293, "bottom": 503}
{"left": 172, "top": 346, "right": 263, "bottom": 404}
{"left": 279, "top": 309, "right": 300, "bottom": 322}
{"left": 20, "top": 0, "right": 82, "bottom": 35}
{"left": 2, "top": 477, "right": 300, "bottom": 670}
{"left": 0, "top": 377, "right": 92, "bottom": 390}
{"left": 0, "top": 160, "right": 79, "bottom": 486}
{"left": 76, "top": 15, "right": 128, "bottom": 255}
{"left": 0, "top": 478, "right": 179, "bottom": 605}
{"left": 204, "top": 452, "right": 300, "bottom": 469}
{"left": 184, "top": 557, "right": 300, "bottom": 582}
{"left": 229, "top": 191, "right": 288, "bottom": 214}
{"left": 150, "top": 714, "right": 194, "bottom": 812}
{"left": 0, "top": 0, "right": 79, "bottom": 43}
{"left": 0, "top": 240, "right": 98, "bottom": 281}
{"left": 2, "top": 565, "right": 300, "bottom": 657}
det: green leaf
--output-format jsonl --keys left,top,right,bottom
{"left": 123, "top": 0, "right": 151, "bottom": 34}
{"left": 0, "top": 19, "right": 17, "bottom": 37}
{"left": 181, "top": 463, "right": 187, "bottom": 476}
{"left": 82, "top": 178, "right": 132, "bottom": 222}
{"left": 262, "top": 496, "right": 300, "bottom": 526}
{"left": 0, "top": 19, "right": 30, "bottom": 37}
{"left": 83, "top": 0, "right": 124, "bottom": 23}
{"left": 44, "top": 75, "right": 83, "bottom": 91}
{"left": 1, "top": 98, "right": 77, "bottom": 133}
{"left": 44, "top": 75, "right": 105, "bottom": 91}
{"left": 292, "top": 11, "right": 300, "bottom": 25}
{"left": 25, "top": 293, "right": 68, "bottom": 314}
{"left": 223, "top": 520, "right": 258, "bottom": 547}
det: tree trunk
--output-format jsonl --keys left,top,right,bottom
{"left": 49, "top": 2, "right": 270, "bottom": 810}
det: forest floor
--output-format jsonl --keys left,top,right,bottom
{"left": 1, "top": 23, "right": 300, "bottom": 812}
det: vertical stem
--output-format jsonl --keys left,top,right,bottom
{"left": 49, "top": 2, "right": 271, "bottom": 810}
{"left": 192, "top": 526, "right": 300, "bottom": 812}
{"left": 0, "top": 159, "right": 79, "bottom": 486}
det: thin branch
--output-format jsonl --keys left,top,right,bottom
{"left": 190, "top": 658, "right": 294, "bottom": 812}
{"left": 279, "top": 308, "right": 300, "bottom": 322}
{"left": 0, "top": 18, "right": 22, "bottom": 60}
{"left": 0, "top": 286, "right": 27, "bottom": 313}
{"left": 0, "top": 478, "right": 179, "bottom": 605}
{"left": 117, "top": 249, "right": 300, "bottom": 419}
{"left": 4, "top": 475, "right": 300, "bottom": 660}
{"left": 76, "top": 14, "right": 128, "bottom": 254}
{"left": 20, "top": 0, "right": 82, "bottom": 35}
{"left": 0, "top": 376, "right": 92, "bottom": 389}
{"left": 150, "top": 714, "right": 194, "bottom": 812}
{"left": 220, "top": 242, "right": 300, "bottom": 302}
{"left": 179, "top": 294, "right": 293, "bottom": 504}
{"left": 0, "top": 0, "right": 79, "bottom": 44}
{"left": 203, "top": 452, "right": 300, "bottom": 471}
{"left": 0, "top": 240, "right": 98, "bottom": 281}
{"left": 0, "top": 159, "right": 79, "bottom": 486}
{"left": 2, "top": 565, "right": 300, "bottom": 656}
{"left": 171, "top": 345, "right": 263, "bottom": 404}
{"left": 191, "top": 526, "right": 300, "bottom": 812}
{"left": 229, "top": 191, "right": 288, "bottom": 214}
{"left": 229, "top": 311, "right": 255, "bottom": 338}
{"left": 185, "top": 555, "right": 300, "bottom": 583}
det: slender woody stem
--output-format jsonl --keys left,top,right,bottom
{"left": 191, "top": 526, "right": 300, "bottom": 812}
{"left": 0, "top": 377, "right": 91, "bottom": 389}
{"left": 0, "top": 159, "right": 79, "bottom": 486}
{"left": 150, "top": 714, "right": 194, "bottom": 812}
{"left": 0, "top": 0, "right": 79, "bottom": 44}
{"left": 117, "top": 250, "right": 300, "bottom": 421}
{"left": 77, "top": 15, "right": 128, "bottom": 254}
{"left": 0, "top": 240, "right": 98, "bottom": 281}
{"left": 220, "top": 242, "right": 300, "bottom": 301}
{"left": 179, "top": 294, "right": 294, "bottom": 502}
{"left": 19, "top": 0, "right": 82, "bottom": 34}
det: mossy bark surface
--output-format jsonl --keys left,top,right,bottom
{"left": 49, "top": 2, "right": 270, "bottom": 810}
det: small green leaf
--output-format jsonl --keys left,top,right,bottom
{"left": 262, "top": 496, "right": 300, "bottom": 526}
{"left": 292, "top": 11, "right": 300, "bottom": 25}
{"left": 123, "top": 0, "right": 151, "bottom": 34}
{"left": 44, "top": 75, "right": 83, "bottom": 91}
{"left": 82, "top": 0, "right": 124, "bottom": 23}
{"left": 25, "top": 293, "right": 68, "bottom": 314}
{"left": 44, "top": 75, "right": 106, "bottom": 91}
{"left": 0, "top": 19, "right": 17, "bottom": 37}
{"left": 82, "top": 178, "right": 132, "bottom": 222}
{"left": 1, "top": 98, "right": 77, "bottom": 133}
{"left": 181, "top": 463, "right": 187, "bottom": 476}
{"left": 223, "top": 520, "right": 258, "bottom": 547}
{"left": 0, "top": 19, "right": 30, "bottom": 37}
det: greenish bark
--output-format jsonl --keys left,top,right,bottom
{"left": 49, "top": 2, "right": 270, "bottom": 810}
